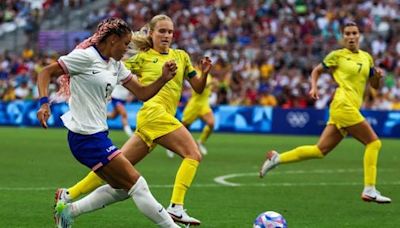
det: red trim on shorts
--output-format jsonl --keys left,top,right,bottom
{"left": 91, "top": 150, "right": 121, "bottom": 171}
{"left": 92, "top": 162, "right": 103, "bottom": 171}
{"left": 107, "top": 150, "right": 121, "bottom": 160}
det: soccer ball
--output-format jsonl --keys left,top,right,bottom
{"left": 253, "top": 211, "right": 287, "bottom": 228}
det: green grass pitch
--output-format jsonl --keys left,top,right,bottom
{"left": 0, "top": 127, "right": 399, "bottom": 227}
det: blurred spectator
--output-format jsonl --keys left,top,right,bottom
{"left": 1, "top": 0, "right": 400, "bottom": 111}
{"left": 258, "top": 88, "right": 277, "bottom": 107}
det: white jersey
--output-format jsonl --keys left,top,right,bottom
{"left": 111, "top": 85, "right": 130, "bottom": 101}
{"left": 58, "top": 46, "right": 132, "bottom": 135}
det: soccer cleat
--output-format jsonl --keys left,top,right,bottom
{"left": 166, "top": 149, "right": 175, "bottom": 158}
{"left": 54, "top": 202, "right": 73, "bottom": 228}
{"left": 167, "top": 205, "right": 201, "bottom": 226}
{"left": 259, "top": 150, "right": 280, "bottom": 178}
{"left": 55, "top": 188, "right": 71, "bottom": 205}
{"left": 196, "top": 140, "right": 208, "bottom": 155}
{"left": 362, "top": 188, "right": 391, "bottom": 204}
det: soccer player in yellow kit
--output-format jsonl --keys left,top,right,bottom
{"left": 166, "top": 66, "right": 216, "bottom": 158}
{"left": 55, "top": 15, "right": 212, "bottom": 226}
{"left": 259, "top": 22, "right": 391, "bottom": 203}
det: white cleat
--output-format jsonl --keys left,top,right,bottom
{"left": 196, "top": 140, "right": 208, "bottom": 155}
{"left": 362, "top": 188, "right": 391, "bottom": 204}
{"left": 259, "top": 150, "right": 280, "bottom": 178}
{"left": 54, "top": 202, "right": 73, "bottom": 228}
{"left": 167, "top": 205, "right": 201, "bottom": 226}
{"left": 166, "top": 149, "right": 175, "bottom": 158}
{"left": 55, "top": 188, "right": 71, "bottom": 205}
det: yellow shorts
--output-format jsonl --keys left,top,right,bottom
{"left": 135, "top": 104, "right": 182, "bottom": 149}
{"left": 182, "top": 103, "right": 212, "bottom": 124}
{"left": 327, "top": 103, "right": 364, "bottom": 136}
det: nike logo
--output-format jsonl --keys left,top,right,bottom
{"left": 169, "top": 212, "right": 183, "bottom": 219}
{"left": 92, "top": 70, "right": 100, "bottom": 74}
{"left": 158, "top": 207, "right": 164, "bottom": 213}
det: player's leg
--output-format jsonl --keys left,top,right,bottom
{"left": 57, "top": 171, "right": 104, "bottom": 203}
{"left": 56, "top": 135, "right": 149, "bottom": 205}
{"left": 156, "top": 126, "right": 202, "bottom": 225}
{"left": 345, "top": 120, "right": 391, "bottom": 203}
{"left": 197, "top": 111, "right": 214, "bottom": 155}
{"left": 260, "top": 124, "right": 343, "bottom": 177}
{"left": 57, "top": 155, "right": 178, "bottom": 228}
{"left": 164, "top": 105, "right": 196, "bottom": 158}
{"left": 107, "top": 98, "right": 120, "bottom": 119}
{"left": 116, "top": 103, "right": 133, "bottom": 137}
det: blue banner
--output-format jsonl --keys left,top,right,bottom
{"left": 0, "top": 101, "right": 399, "bottom": 138}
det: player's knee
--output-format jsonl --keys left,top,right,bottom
{"left": 187, "top": 148, "right": 203, "bottom": 162}
{"left": 367, "top": 139, "right": 382, "bottom": 151}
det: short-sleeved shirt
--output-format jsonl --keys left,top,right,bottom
{"left": 124, "top": 48, "right": 196, "bottom": 115}
{"left": 59, "top": 46, "right": 132, "bottom": 135}
{"left": 322, "top": 48, "right": 374, "bottom": 109}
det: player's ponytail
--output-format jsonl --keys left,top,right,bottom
{"left": 130, "top": 25, "right": 152, "bottom": 52}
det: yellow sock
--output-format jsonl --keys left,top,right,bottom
{"left": 171, "top": 158, "right": 199, "bottom": 205}
{"left": 67, "top": 171, "right": 104, "bottom": 200}
{"left": 199, "top": 125, "right": 212, "bottom": 144}
{"left": 280, "top": 145, "right": 323, "bottom": 164}
{"left": 364, "top": 140, "right": 381, "bottom": 186}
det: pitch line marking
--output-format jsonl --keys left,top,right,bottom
{"left": 213, "top": 168, "right": 398, "bottom": 187}
{"left": 0, "top": 169, "right": 398, "bottom": 190}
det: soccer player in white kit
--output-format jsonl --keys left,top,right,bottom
{"left": 36, "top": 18, "right": 180, "bottom": 228}
{"left": 108, "top": 85, "right": 133, "bottom": 136}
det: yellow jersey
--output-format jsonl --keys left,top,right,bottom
{"left": 323, "top": 48, "right": 374, "bottom": 109}
{"left": 124, "top": 48, "right": 196, "bottom": 115}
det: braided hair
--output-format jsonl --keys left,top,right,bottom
{"left": 57, "top": 18, "right": 131, "bottom": 100}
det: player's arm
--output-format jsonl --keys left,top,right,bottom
{"left": 37, "top": 62, "right": 65, "bottom": 128}
{"left": 188, "top": 57, "right": 212, "bottom": 94}
{"left": 309, "top": 63, "right": 325, "bottom": 100}
{"left": 123, "top": 60, "right": 177, "bottom": 101}
{"left": 369, "top": 67, "right": 384, "bottom": 90}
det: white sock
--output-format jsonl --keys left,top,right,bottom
{"left": 70, "top": 184, "right": 129, "bottom": 217}
{"left": 123, "top": 125, "right": 133, "bottom": 136}
{"left": 363, "top": 185, "right": 376, "bottom": 193}
{"left": 128, "top": 176, "right": 178, "bottom": 228}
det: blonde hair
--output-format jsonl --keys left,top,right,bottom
{"left": 130, "top": 14, "right": 173, "bottom": 52}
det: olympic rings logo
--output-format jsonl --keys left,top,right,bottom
{"left": 286, "top": 111, "right": 310, "bottom": 128}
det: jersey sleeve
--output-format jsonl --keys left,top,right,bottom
{"left": 181, "top": 50, "right": 196, "bottom": 79}
{"left": 322, "top": 50, "right": 338, "bottom": 69}
{"left": 58, "top": 49, "right": 90, "bottom": 76}
{"left": 117, "top": 62, "right": 134, "bottom": 85}
{"left": 366, "top": 52, "right": 375, "bottom": 77}
{"left": 124, "top": 54, "right": 142, "bottom": 75}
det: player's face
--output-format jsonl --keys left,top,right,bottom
{"left": 151, "top": 19, "right": 174, "bottom": 53}
{"left": 343, "top": 26, "right": 360, "bottom": 51}
{"left": 111, "top": 33, "right": 131, "bottom": 61}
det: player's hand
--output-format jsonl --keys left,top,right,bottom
{"left": 199, "top": 56, "right": 212, "bottom": 75}
{"left": 161, "top": 60, "right": 177, "bottom": 82}
{"left": 37, "top": 104, "right": 51, "bottom": 129}
{"left": 309, "top": 87, "right": 319, "bottom": 100}
{"left": 374, "top": 67, "right": 384, "bottom": 79}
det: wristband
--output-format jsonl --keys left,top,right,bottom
{"left": 39, "top": 96, "right": 49, "bottom": 106}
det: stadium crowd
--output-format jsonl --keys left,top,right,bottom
{"left": 1, "top": 0, "right": 400, "bottom": 110}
